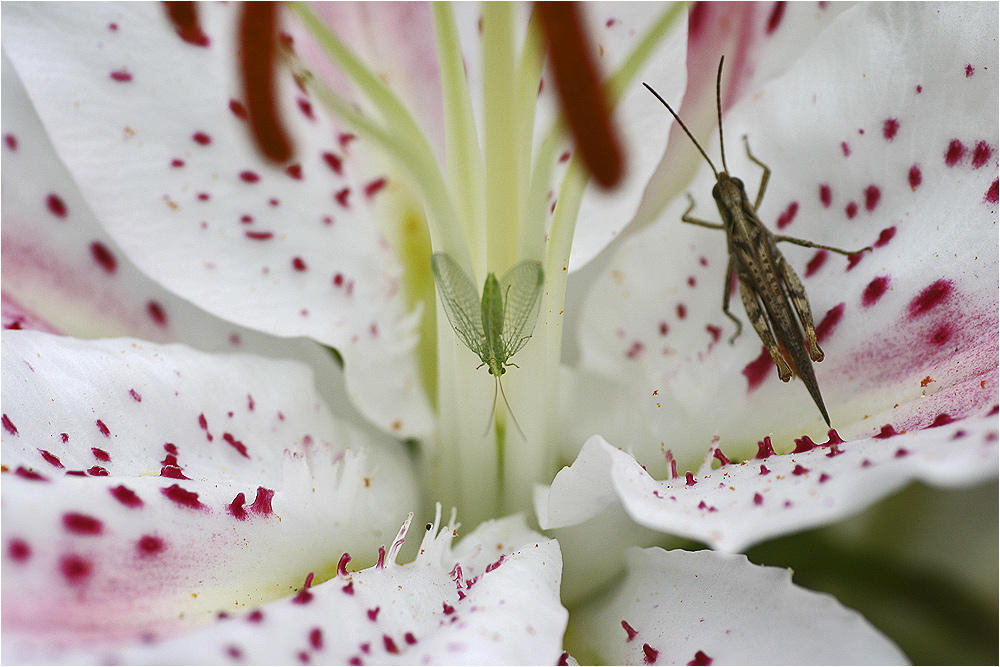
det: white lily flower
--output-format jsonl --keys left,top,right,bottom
{"left": 2, "top": 2, "right": 995, "bottom": 664}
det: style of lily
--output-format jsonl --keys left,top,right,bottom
{"left": 2, "top": 2, "right": 997, "bottom": 664}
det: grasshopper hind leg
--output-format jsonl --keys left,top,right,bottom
{"left": 773, "top": 252, "right": 824, "bottom": 362}
{"left": 737, "top": 278, "right": 793, "bottom": 382}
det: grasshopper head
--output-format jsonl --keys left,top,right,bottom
{"left": 713, "top": 173, "right": 748, "bottom": 213}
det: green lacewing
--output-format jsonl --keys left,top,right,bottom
{"left": 431, "top": 252, "right": 544, "bottom": 438}
{"left": 643, "top": 56, "right": 870, "bottom": 426}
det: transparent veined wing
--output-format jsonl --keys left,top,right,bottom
{"left": 431, "top": 253, "right": 487, "bottom": 358}
{"left": 498, "top": 260, "right": 544, "bottom": 358}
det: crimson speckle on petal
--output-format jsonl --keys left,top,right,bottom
{"left": 864, "top": 185, "right": 881, "bottom": 211}
{"left": 229, "top": 492, "right": 247, "bottom": 520}
{"left": 60, "top": 554, "right": 94, "bottom": 583}
{"left": 250, "top": 487, "right": 275, "bottom": 515}
{"left": 137, "top": 535, "right": 165, "bottom": 556}
{"left": 862, "top": 276, "right": 890, "bottom": 307}
{"left": 756, "top": 436, "right": 776, "bottom": 459}
{"left": 776, "top": 201, "right": 798, "bottom": 229}
{"left": 688, "top": 650, "right": 713, "bottom": 665}
{"left": 40, "top": 449, "right": 64, "bottom": 468}
{"left": 875, "top": 424, "right": 900, "bottom": 439}
{"left": 9, "top": 538, "right": 31, "bottom": 562}
{"left": 46, "top": 193, "right": 68, "bottom": 218}
{"left": 819, "top": 183, "right": 832, "bottom": 207}
{"left": 908, "top": 279, "right": 953, "bottom": 317}
{"left": 162, "top": 484, "right": 203, "bottom": 509}
{"left": 882, "top": 118, "right": 900, "bottom": 141}
{"left": 945, "top": 139, "right": 966, "bottom": 166}
{"left": 15, "top": 466, "right": 47, "bottom": 481}
{"left": 111, "top": 485, "right": 143, "bottom": 508}
{"left": 2, "top": 414, "right": 18, "bottom": 436}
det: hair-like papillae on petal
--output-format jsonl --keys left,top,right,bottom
{"left": 565, "top": 2, "right": 997, "bottom": 471}
{"left": 1, "top": 331, "right": 418, "bottom": 658}
{"left": 539, "top": 422, "right": 997, "bottom": 552}
{"left": 1, "top": 2, "right": 433, "bottom": 437}
{"left": 5, "top": 513, "right": 567, "bottom": 665}
{"left": 567, "top": 547, "right": 908, "bottom": 665}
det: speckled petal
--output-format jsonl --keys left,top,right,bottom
{"left": 2, "top": 51, "right": 364, "bottom": 426}
{"left": 1, "top": 3, "right": 433, "bottom": 437}
{"left": 567, "top": 2, "right": 998, "bottom": 468}
{"left": 635, "top": 2, "right": 854, "bottom": 223}
{"left": 1, "top": 331, "right": 418, "bottom": 654}
{"left": 6, "top": 512, "right": 567, "bottom": 665}
{"left": 539, "top": 418, "right": 997, "bottom": 552}
{"left": 569, "top": 547, "right": 908, "bottom": 665}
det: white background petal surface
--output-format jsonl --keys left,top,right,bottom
{"left": 569, "top": 547, "right": 909, "bottom": 665}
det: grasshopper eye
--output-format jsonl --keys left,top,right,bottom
{"left": 732, "top": 177, "right": 745, "bottom": 188}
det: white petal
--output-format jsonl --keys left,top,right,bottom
{"left": 569, "top": 2, "right": 998, "bottom": 467}
{"left": 563, "top": 3, "right": 689, "bottom": 272}
{"left": 1, "top": 3, "right": 434, "bottom": 436}
{"left": 1, "top": 50, "right": 369, "bottom": 430}
{"left": 1, "top": 331, "right": 418, "bottom": 651}
{"left": 570, "top": 547, "right": 908, "bottom": 665}
{"left": 7, "top": 513, "right": 567, "bottom": 665}
{"left": 539, "top": 421, "right": 997, "bottom": 552}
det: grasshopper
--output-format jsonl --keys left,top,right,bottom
{"left": 643, "top": 56, "right": 870, "bottom": 426}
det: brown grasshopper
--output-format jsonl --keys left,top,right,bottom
{"left": 643, "top": 56, "right": 870, "bottom": 426}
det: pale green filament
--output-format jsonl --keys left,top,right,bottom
{"left": 287, "top": 1, "right": 685, "bottom": 525}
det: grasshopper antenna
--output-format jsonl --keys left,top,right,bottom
{"left": 715, "top": 55, "right": 729, "bottom": 174}
{"left": 642, "top": 81, "right": 719, "bottom": 179}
